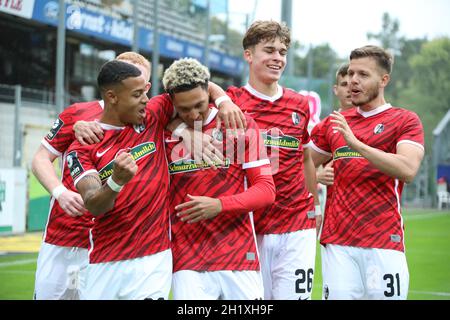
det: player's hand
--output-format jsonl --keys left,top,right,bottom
{"left": 317, "top": 164, "right": 334, "bottom": 185}
{"left": 74, "top": 120, "right": 104, "bottom": 145}
{"left": 112, "top": 152, "right": 138, "bottom": 185}
{"left": 182, "top": 129, "right": 224, "bottom": 170}
{"left": 216, "top": 100, "right": 247, "bottom": 132}
{"left": 330, "top": 111, "right": 359, "bottom": 148}
{"left": 175, "top": 194, "right": 222, "bottom": 223}
{"left": 57, "top": 190, "right": 87, "bottom": 217}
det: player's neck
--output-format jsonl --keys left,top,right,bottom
{"left": 248, "top": 78, "right": 279, "bottom": 97}
{"left": 100, "top": 110, "right": 125, "bottom": 127}
{"left": 359, "top": 95, "right": 387, "bottom": 112}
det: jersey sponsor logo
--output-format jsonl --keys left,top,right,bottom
{"left": 46, "top": 118, "right": 64, "bottom": 140}
{"left": 98, "top": 142, "right": 156, "bottom": 181}
{"left": 333, "top": 146, "right": 363, "bottom": 160}
{"left": 292, "top": 112, "right": 300, "bottom": 125}
{"left": 374, "top": 123, "right": 385, "bottom": 134}
{"left": 262, "top": 130, "right": 300, "bottom": 150}
{"left": 67, "top": 151, "right": 84, "bottom": 180}
{"left": 168, "top": 158, "right": 230, "bottom": 174}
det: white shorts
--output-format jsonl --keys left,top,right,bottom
{"left": 257, "top": 228, "right": 317, "bottom": 300}
{"left": 321, "top": 244, "right": 409, "bottom": 300}
{"left": 34, "top": 242, "right": 89, "bottom": 300}
{"left": 79, "top": 249, "right": 172, "bottom": 300}
{"left": 172, "top": 269, "right": 263, "bottom": 300}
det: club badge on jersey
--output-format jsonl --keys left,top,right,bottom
{"left": 292, "top": 112, "right": 300, "bottom": 125}
{"left": 374, "top": 124, "right": 385, "bottom": 134}
{"left": 211, "top": 128, "right": 223, "bottom": 142}
{"left": 134, "top": 123, "right": 146, "bottom": 134}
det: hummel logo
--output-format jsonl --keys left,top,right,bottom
{"left": 244, "top": 111, "right": 256, "bottom": 116}
{"left": 96, "top": 146, "right": 112, "bottom": 157}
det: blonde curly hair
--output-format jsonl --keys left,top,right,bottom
{"left": 162, "top": 58, "right": 210, "bottom": 95}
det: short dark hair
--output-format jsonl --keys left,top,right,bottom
{"left": 243, "top": 20, "right": 291, "bottom": 50}
{"left": 350, "top": 45, "right": 394, "bottom": 74}
{"left": 335, "top": 63, "right": 349, "bottom": 83}
{"left": 97, "top": 60, "right": 142, "bottom": 92}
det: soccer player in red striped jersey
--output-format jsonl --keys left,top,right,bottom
{"left": 162, "top": 58, "right": 276, "bottom": 300}
{"left": 32, "top": 52, "right": 151, "bottom": 300}
{"left": 310, "top": 45, "right": 425, "bottom": 300}
{"left": 209, "top": 20, "right": 322, "bottom": 300}
{"left": 67, "top": 60, "right": 175, "bottom": 300}
{"left": 313, "top": 63, "right": 354, "bottom": 237}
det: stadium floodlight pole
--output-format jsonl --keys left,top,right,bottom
{"left": 281, "top": 0, "right": 293, "bottom": 76}
{"left": 240, "top": 13, "right": 250, "bottom": 87}
{"left": 132, "top": 0, "right": 139, "bottom": 52}
{"left": 56, "top": 0, "right": 66, "bottom": 113}
{"left": 225, "top": 0, "right": 229, "bottom": 54}
{"left": 204, "top": 0, "right": 211, "bottom": 68}
{"left": 151, "top": 0, "right": 160, "bottom": 97}
{"left": 14, "top": 85, "right": 22, "bottom": 167}
{"left": 307, "top": 44, "right": 313, "bottom": 91}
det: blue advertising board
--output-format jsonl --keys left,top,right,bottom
{"left": 31, "top": 0, "right": 243, "bottom": 76}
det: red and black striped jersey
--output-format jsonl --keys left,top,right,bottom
{"left": 41, "top": 100, "right": 103, "bottom": 248}
{"left": 67, "top": 95, "right": 174, "bottom": 263}
{"left": 165, "top": 107, "right": 269, "bottom": 272}
{"left": 226, "top": 85, "right": 316, "bottom": 234}
{"left": 310, "top": 104, "right": 425, "bottom": 252}
{"left": 311, "top": 120, "right": 334, "bottom": 218}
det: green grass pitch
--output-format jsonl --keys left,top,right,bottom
{"left": 0, "top": 209, "right": 449, "bottom": 300}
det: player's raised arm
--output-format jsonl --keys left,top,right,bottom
{"left": 208, "top": 81, "right": 247, "bottom": 130}
{"left": 75, "top": 152, "right": 137, "bottom": 216}
{"left": 330, "top": 111, "right": 424, "bottom": 183}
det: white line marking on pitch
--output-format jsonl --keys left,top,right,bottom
{"left": 0, "top": 259, "right": 36, "bottom": 268}
{"left": 410, "top": 290, "right": 450, "bottom": 297}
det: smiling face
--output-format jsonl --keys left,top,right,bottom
{"left": 171, "top": 85, "right": 210, "bottom": 128}
{"left": 113, "top": 75, "right": 149, "bottom": 126}
{"left": 348, "top": 57, "right": 389, "bottom": 108}
{"left": 245, "top": 37, "right": 287, "bottom": 85}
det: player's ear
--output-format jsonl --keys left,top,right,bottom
{"left": 380, "top": 73, "right": 390, "bottom": 88}
{"left": 104, "top": 89, "right": 118, "bottom": 104}
{"left": 243, "top": 48, "right": 253, "bottom": 64}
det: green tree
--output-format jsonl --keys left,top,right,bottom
{"left": 293, "top": 43, "right": 337, "bottom": 79}
{"left": 398, "top": 37, "right": 450, "bottom": 151}
{"left": 367, "top": 12, "right": 427, "bottom": 103}
{"left": 367, "top": 12, "right": 402, "bottom": 54}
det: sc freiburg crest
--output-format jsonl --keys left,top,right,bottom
{"left": 292, "top": 112, "right": 300, "bottom": 125}
{"left": 134, "top": 123, "right": 146, "bottom": 134}
{"left": 374, "top": 123, "right": 385, "bottom": 134}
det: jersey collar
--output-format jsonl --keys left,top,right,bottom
{"left": 98, "top": 122, "right": 125, "bottom": 130}
{"left": 357, "top": 103, "right": 392, "bottom": 118}
{"left": 244, "top": 83, "right": 283, "bottom": 102}
{"left": 203, "top": 107, "right": 218, "bottom": 127}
